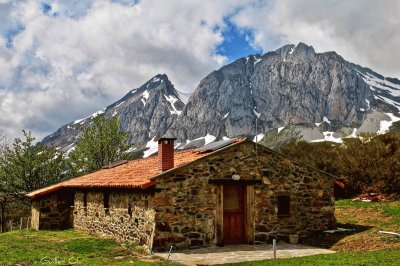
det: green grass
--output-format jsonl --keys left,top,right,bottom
{"left": 225, "top": 200, "right": 400, "bottom": 266}
{"left": 1, "top": 201, "right": 399, "bottom": 266}
{"left": 219, "top": 250, "right": 400, "bottom": 266}
{"left": 0, "top": 229, "right": 172, "bottom": 266}
{"left": 336, "top": 199, "right": 400, "bottom": 222}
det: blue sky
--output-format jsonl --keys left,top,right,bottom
{"left": 0, "top": 0, "right": 399, "bottom": 139}
{"left": 217, "top": 20, "right": 263, "bottom": 61}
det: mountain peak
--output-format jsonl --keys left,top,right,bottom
{"left": 41, "top": 73, "right": 184, "bottom": 150}
{"left": 275, "top": 42, "right": 316, "bottom": 61}
{"left": 143, "top": 73, "right": 169, "bottom": 89}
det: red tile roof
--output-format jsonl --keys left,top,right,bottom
{"left": 26, "top": 138, "right": 343, "bottom": 199}
{"left": 26, "top": 148, "right": 210, "bottom": 199}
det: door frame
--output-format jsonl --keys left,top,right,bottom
{"left": 216, "top": 183, "right": 255, "bottom": 245}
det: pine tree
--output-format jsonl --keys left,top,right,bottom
{"left": 68, "top": 114, "right": 130, "bottom": 175}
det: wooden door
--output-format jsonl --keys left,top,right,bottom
{"left": 223, "top": 184, "right": 245, "bottom": 244}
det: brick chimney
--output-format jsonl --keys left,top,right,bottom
{"left": 158, "top": 138, "right": 176, "bottom": 172}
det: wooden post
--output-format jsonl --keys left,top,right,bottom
{"left": 26, "top": 217, "right": 30, "bottom": 229}
{"left": 9, "top": 220, "right": 12, "bottom": 232}
{"left": 246, "top": 185, "right": 255, "bottom": 244}
{"left": 216, "top": 184, "right": 224, "bottom": 246}
{"left": 149, "top": 215, "right": 156, "bottom": 253}
{"left": 19, "top": 218, "right": 22, "bottom": 230}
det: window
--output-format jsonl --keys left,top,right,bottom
{"left": 128, "top": 203, "right": 132, "bottom": 217}
{"left": 262, "top": 168, "right": 271, "bottom": 177}
{"left": 104, "top": 192, "right": 110, "bottom": 215}
{"left": 277, "top": 195, "right": 290, "bottom": 216}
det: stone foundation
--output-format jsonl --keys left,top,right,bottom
{"left": 73, "top": 191, "right": 155, "bottom": 248}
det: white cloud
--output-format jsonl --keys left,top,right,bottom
{"left": 1, "top": 0, "right": 399, "bottom": 141}
{"left": 0, "top": 0, "right": 249, "bottom": 140}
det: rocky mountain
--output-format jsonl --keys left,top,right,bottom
{"left": 167, "top": 43, "right": 398, "bottom": 147}
{"left": 41, "top": 74, "right": 185, "bottom": 154}
{"left": 42, "top": 42, "right": 400, "bottom": 153}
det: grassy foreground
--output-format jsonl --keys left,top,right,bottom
{"left": 0, "top": 229, "right": 172, "bottom": 266}
{"left": 0, "top": 200, "right": 399, "bottom": 265}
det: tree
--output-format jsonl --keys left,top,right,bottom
{"left": 278, "top": 132, "right": 400, "bottom": 196}
{"left": 0, "top": 131, "right": 68, "bottom": 205}
{"left": 68, "top": 114, "right": 130, "bottom": 175}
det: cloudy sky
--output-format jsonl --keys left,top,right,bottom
{"left": 0, "top": 0, "right": 399, "bottom": 140}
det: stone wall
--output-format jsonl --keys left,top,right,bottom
{"left": 152, "top": 141, "right": 336, "bottom": 250}
{"left": 31, "top": 190, "right": 74, "bottom": 230}
{"left": 254, "top": 148, "right": 336, "bottom": 242}
{"left": 152, "top": 169, "right": 218, "bottom": 250}
{"left": 73, "top": 191, "right": 155, "bottom": 249}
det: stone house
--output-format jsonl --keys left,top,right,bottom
{"left": 27, "top": 138, "right": 342, "bottom": 250}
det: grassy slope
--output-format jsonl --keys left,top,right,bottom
{"left": 0, "top": 229, "right": 172, "bottom": 266}
{"left": 223, "top": 200, "right": 400, "bottom": 266}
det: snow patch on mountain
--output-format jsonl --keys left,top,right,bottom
{"left": 147, "top": 77, "right": 161, "bottom": 88}
{"left": 365, "top": 99, "right": 370, "bottom": 110}
{"left": 188, "top": 134, "right": 217, "bottom": 146}
{"left": 377, "top": 113, "right": 400, "bottom": 134}
{"left": 311, "top": 131, "right": 343, "bottom": 144}
{"left": 72, "top": 108, "right": 106, "bottom": 125}
{"left": 253, "top": 109, "right": 261, "bottom": 118}
{"left": 289, "top": 44, "right": 296, "bottom": 55}
{"left": 141, "top": 90, "right": 150, "bottom": 107}
{"left": 254, "top": 57, "right": 262, "bottom": 65}
{"left": 73, "top": 118, "right": 85, "bottom": 125}
{"left": 164, "top": 94, "right": 182, "bottom": 115}
{"left": 92, "top": 108, "right": 106, "bottom": 118}
{"left": 356, "top": 70, "right": 400, "bottom": 111}
{"left": 143, "top": 137, "right": 158, "bottom": 158}
{"left": 362, "top": 72, "right": 400, "bottom": 96}
{"left": 346, "top": 128, "right": 357, "bottom": 138}
{"left": 115, "top": 101, "right": 125, "bottom": 108}
{"left": 253, "top": 133, "right": 264, "bottom": 142}
{"left": 124, "top": 146, "right": 138, "bottom": 154}
{"left": 323, "top": 116, "right": 331, "bottom": 124}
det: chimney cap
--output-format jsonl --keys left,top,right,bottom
{"left": 157, "top": 137, "right": 177, "bottom": 143}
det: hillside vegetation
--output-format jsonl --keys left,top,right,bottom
{"left": 279, "top": 132, "right": 400, "bottom": 196}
